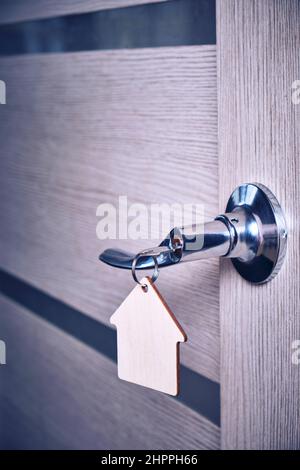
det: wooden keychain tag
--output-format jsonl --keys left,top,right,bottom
{"left": 110, "top": 276, "right": 187, "bottom": 396}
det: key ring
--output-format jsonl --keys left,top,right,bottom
{"left": 131, "top": 251, "right": 159, "bottom": 291}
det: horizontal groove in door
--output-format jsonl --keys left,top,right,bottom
{"left": 0, "top": 293, "right": 220, "bottom": 449}
{"left": 0, "top": 0, "right": 169, "bottom": 25}
{"left": 0, "top": 46, "right": 219, "bottom": 382}
{"left": 0, "top": 0, "right": 216, "bottom": 55}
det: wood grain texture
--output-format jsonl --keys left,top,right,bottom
{"left": 0, "top": 46, "right": 219, "bottom": 381}
{"left": 0, "top": 0, "right": 168, "bottom": 24}
{"left": 0, "top": 293, "right": 220, "bottom": 449}
{"left": 217, "top": 0, "right": 300, "bottom": 449}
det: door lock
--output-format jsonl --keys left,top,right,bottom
{"left": 99, "top": 183, "right": 287, "bottom": 284}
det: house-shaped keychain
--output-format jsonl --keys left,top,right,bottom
{"left": 110, "top": 277, "right": 187, "bottom": 396}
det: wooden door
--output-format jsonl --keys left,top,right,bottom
{"left": 0, "top": 0, "right": 219, "bottom": 450}
{"left": 0, "top": 0, "right": 299, "bottom": 451}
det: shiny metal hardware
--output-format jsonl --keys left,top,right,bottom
{"left": 131, "top": 250, "right": 160, "bottom": 288}
{"left": 99, "top": 183, "right": 287, "bottom": 284}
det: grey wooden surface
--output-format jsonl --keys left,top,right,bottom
{"left": 0, "top": 0, "right": 168, "bottom": 24}
{"left": 0, "top": 46, "right": 219, "bottom": 382}
{"left": 217, "top": 0, "right": 300, "bottom": 450}
{"left": 0, "top": 294, "right": 220, "bottom": 449}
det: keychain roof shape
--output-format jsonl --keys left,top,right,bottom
{"left": 110, "top": 276, "right": 187, "bottom": 396}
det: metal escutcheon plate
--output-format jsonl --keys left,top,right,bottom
{"left": 226, "top": 183, "right": 287, "bottom": 283}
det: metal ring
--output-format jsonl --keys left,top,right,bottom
{"left": 131, "top": 253, "right": 159, "bottom": 289}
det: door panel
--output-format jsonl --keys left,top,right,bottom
{"left": 0, "top": 46, "right": 219, "bottom": 382}
{"left": 0, "top": 0, "right": 220, "bottom": 449}
{"left": 1, "top": 0, "right": 299, "bottom": 451}
{"left": 218, "top": 0, "right": 300, "bottom": 449}
{"left": 0, "top": 294, "right": 220, "bottom": 449}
